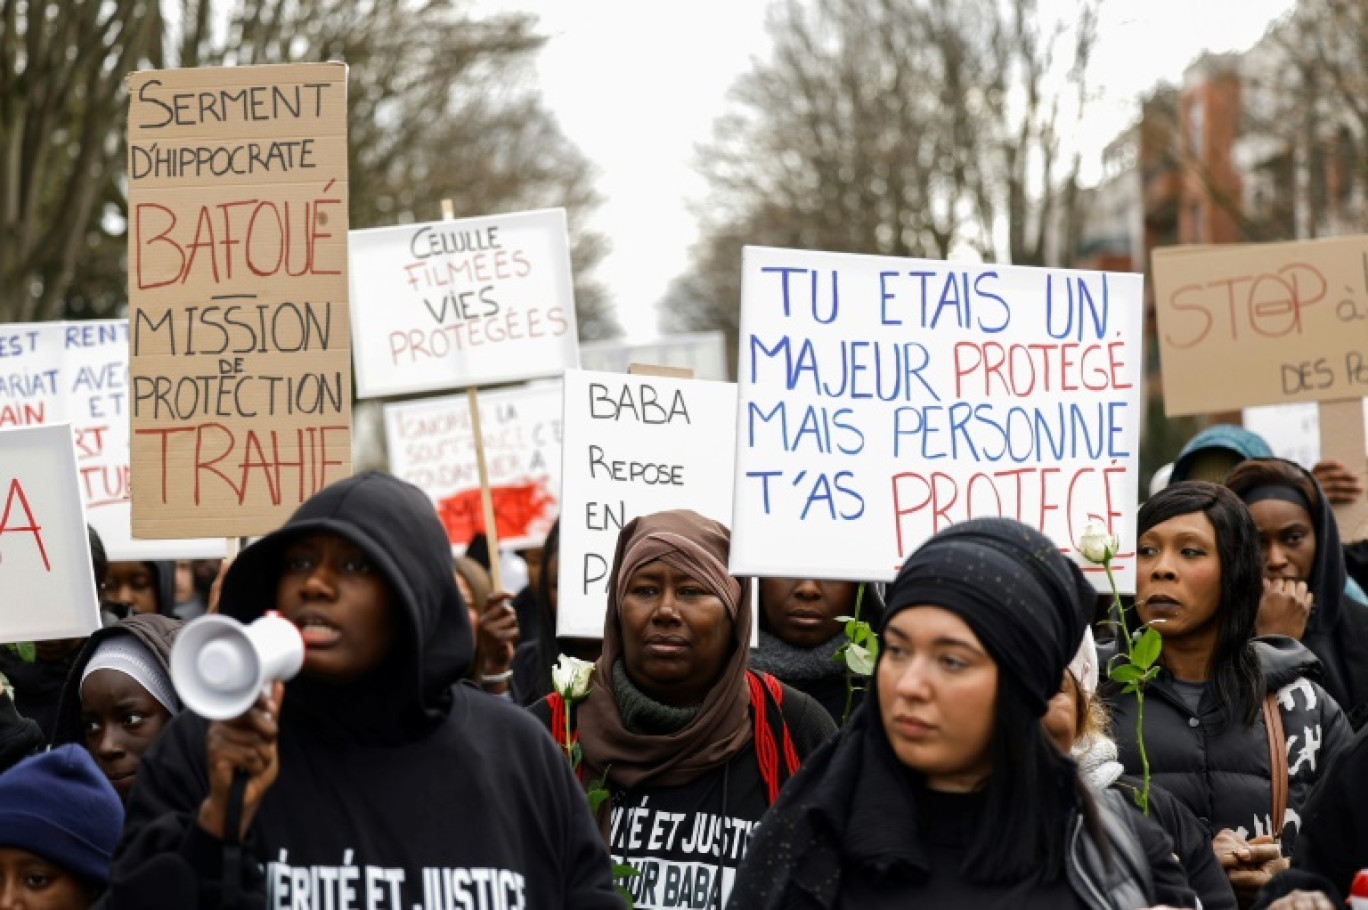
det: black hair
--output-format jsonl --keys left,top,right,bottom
{"left": 524, "top": 519, "right": 561, "bottom": 705}
{"left": 1137, "top": 481, "right": 1263, "bottom": 728}
{"left": 1224, "top": 458, "right": 1321, "bottom": 523}
{"left": 87, "top": 525, "right": 107, "bottom": 591}
{"left": 960, "top": 675, "right": 1093, "bottom": 884}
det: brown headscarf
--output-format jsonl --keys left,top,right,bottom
{"left": 575, "top": 509, "right": 752, "bottom": 792}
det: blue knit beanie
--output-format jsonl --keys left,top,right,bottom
{"left": 0, "top": 744, "right": 123, "bottom": 887}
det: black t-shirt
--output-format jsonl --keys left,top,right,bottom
{"left": 611, "top": 744, "right": 768, "bottom": 910}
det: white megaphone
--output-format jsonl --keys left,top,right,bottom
{"left": 170, "top": 611, "right": 305, "bottom": 720}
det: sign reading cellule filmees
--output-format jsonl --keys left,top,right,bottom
{"left": 349, "top": 209, "right": 579, "bottom": 398}
{"left": 730, "top": 246, "right": 1144, "bottom": 591}
{"left": 126, "top": 63, "right": 352, "bottom": 539}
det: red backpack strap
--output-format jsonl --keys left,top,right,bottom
{"left": 760, "top": 672, "right": 801, "bottom": 777}
{"left": 746, "top": 672, "right": 782, "bottom": 804}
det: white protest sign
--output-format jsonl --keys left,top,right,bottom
{"left": 0, "top": 321, "right": 223, "bottom": 561}
{"left": 384, "top": 383, "right": 562, "bottom": 551}
{"left": 1243, "top": 400, "right": 1368, "bottom": 469}
{"left": 558, "top": 369, "right": 739, "bottom": 638}
{"left": 580, "top": 332, "right": 729, "bottom": 381}
{"left": 349, "top": 208, "right": 579, "bottom": 397}
{"left": 0, "top": 424, "right": 102, "bottom": 644}
{"left": 731, "top": 246, "right": 1144, "bottom": 591}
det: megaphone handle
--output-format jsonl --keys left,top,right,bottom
{"left": 220, "top": 767, "right": 249, "bottom": 907}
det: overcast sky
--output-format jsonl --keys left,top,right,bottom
{"left": 506, "top": 0, "right": 1298, "bottom": 339}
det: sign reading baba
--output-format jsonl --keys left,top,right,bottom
{"left": 384, "top": 383, "right": 562, "bottom": 551}
{"left": 0, "top": 320, "right": 222, "bottom": 560}
{"left": 557, "top": 370, "right": 738, "bottom": 639}
{"left": 1153, "top": 236, "right": 1368, "bottom": 415}
{"left": 730, "top": 246, "right": 1144, "bottom": 591}
{"left": 0, "top": 424, "right": 101, "bottom": 645}
{"left": 126, "top": 63, "right": 352, "bottom": 539}
{"left": 349, "top": 209, "right": 579, "bottom": 397}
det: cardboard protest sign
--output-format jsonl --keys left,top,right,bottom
{"left": 0, "top": 321, "right": 222, "bottom": 560}
{"left": 0, "top": 424, "right": 102, "bottom": 644}
{"left": 349, "top": 209, "right": 579, "bottom": 397}
{"left": 126, "top": 63, "right": 352, "bottom": 539}
{"left": 1153, "top": 237, "right": 1368, "bottom": 415}
{"left": 580, "top": 332, "right": 729, "bottom": 381}
{"left": 384, "top": 383, "right": 562, "bottom": 551}
{"left": 558, "top": 369, "right": 739, "bottom": 638}
{"left": 730, "top": 246, "right": 1144, "bottom": 590}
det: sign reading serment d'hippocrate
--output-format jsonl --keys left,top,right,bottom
{"left": 0, "top": 321, "right": 222, "bottom": 560}
{"left": 126, "top": 63, "right": 352, "bottom": 539}
{"left": 349, "top": 209, "right": 579, "bottom": 398}
{"left": 558, "top": 370, "right": 738, "bottom": 639}
{"left": 730, "top": 246, "right": 1144, "bottom": 591}
{"left": 384, "top": 383, "right": 562, "bottom": 551}
{"left": 0, "top": 424, "right": 101, "bottom": 644}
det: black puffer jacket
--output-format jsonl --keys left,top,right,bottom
{"left": 1105, "top": 637, "right": 1352, "bottom": 854}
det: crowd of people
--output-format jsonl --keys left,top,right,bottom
{"left": 2, "top": 425, "right": 1368, "bottom": 908}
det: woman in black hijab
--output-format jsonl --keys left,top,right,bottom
{"left": 1225, "top": 458, "right": 1368, "bottom": 729}
{"left": 729, "top": 517, "right": 1194, "bottom": 909}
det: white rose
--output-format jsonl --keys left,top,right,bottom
{"left": 552, "top": 654, "right": 595, "bottom": 701}
{"left": 1076, "top": 520, "right": 1119, "bottom": 565}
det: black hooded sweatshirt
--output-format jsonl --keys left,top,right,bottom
{"left": 50, "top": 612, "right": 184, "bottom": 749}
{"left": 1265, "top": 464, "right": 1368, "bottom": 730}
{"left": 102, "top": 472, "right": 623, "bottom": 910}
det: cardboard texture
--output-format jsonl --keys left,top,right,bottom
{"left": 730, "top": 246, "right": 1145, "bottom": 592}
{"left": 126, "top": 63, "right": 352, "bottom": 539}
{"left": 1153, "top": 236, "right": 1368, "bottom": 416}
{"left": 348, "top": 209, "right": 580, "bottom": 398}
{"left": 557, "top": 369, "right": 739, "bottom": 639}
{"left": 1319, "top": 399, "right": 1368, "bottom": 542}
{"left": 0, "top": 424, "right": 102, "bottom": 644}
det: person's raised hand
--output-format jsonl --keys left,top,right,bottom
{"left": 1312, "top": 459, "right": 1365, "bottom": 505}
{"left": 1256, "top": 577, "right": 1314, "bottom": 640}
{"left": 197, "top": 681, "right": 282, "bottom": 842}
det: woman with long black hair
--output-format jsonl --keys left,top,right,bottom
{"left": 1107, "top": 481, "right": 1352, "bottom": 906}
{"left": 729, "top": 517, "right": 1193, "bottom": 909}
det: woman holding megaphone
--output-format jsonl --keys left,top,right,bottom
{"left": 105, "top": 472, "right": 623, "bottom": 910}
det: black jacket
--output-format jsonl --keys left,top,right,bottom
{"left": 1113, "top": 773, "right": 1237, "bottom": 910}
{"left": 1253, "top": 720, "right": 1368, "bottom": 907}
{"left": 1105, "top": 636, "right": 1352, "bottom": 854}
{"left": 51, "top": 613, "right": 184, "bottom": 749}
{"left": 727, "top": 705, "right": 1194, "bottom": 910}
{"left": 103, "top": 472, "right": 622, "bottom": 910}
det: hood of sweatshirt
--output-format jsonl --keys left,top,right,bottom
{"left": 1171, "top": 425, "right": 1273, "bottom": 484}
{"left": 1252, "top": 635, "right": 1322, "bottom": 691}
{"left": 51, "top": 613, "right": 183, "bottom": 748}
{"left": 218, "top": 472, "right": 473, "bottom": 739}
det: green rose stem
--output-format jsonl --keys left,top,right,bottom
{"left": 1105, "top": 557, "right": 1153, "bottom": 815}
{"left": 842, "top": 583, "right": 867, "bottom": 726}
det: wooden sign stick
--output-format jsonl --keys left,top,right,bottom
{"left": 1318, "top": 398, "right": 1368, "bottom": 542}
{"left": 627, "top": 363, "right": 694, "bottom": 379}
{"left": 441, "top": 199, "right": 503, "bottom": 592}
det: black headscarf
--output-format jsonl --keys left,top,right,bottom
{"left": 883, "top": 517, "right": 1095, "bottom": 716}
